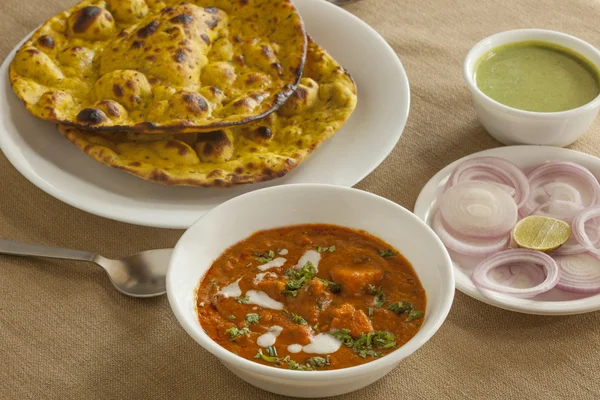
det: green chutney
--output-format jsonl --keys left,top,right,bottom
{"left": 474, "top": 41, "right": 600, "bottom": 112}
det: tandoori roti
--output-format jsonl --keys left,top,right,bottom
{"left": 57, "top": 39, "right": 357, "bottom": 186}
{"left": 9, "top": 0, "right": 307, "bottom": 133}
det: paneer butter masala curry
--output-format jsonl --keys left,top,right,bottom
{"left": 196, "top": 224, "right": 426, "bottom": 371}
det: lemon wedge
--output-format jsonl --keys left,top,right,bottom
{"left": 513, "top": 215, "right": 571, "bottom": 252}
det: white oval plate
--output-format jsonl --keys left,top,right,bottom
{"left": 414, "top": 145, "right": 600, "bottom": 315}
{"left": 0, "top": 0, "right": 409, "bottom": 229}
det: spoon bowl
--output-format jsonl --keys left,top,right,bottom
{"left": 0, "top": 239, "right": 171, "bottom": 297}
{"left": 98, "top": 249, "right": 172, "bottom": 297}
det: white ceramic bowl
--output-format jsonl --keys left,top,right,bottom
{"left": 463, "top": 29, "right": 600, "bottom": 147}
{"left": 167, "top": 184, "right": 454, "bottom": 397}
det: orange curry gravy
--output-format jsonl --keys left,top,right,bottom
{"left": 196, "top": 224, "right": 426, "bottom": 371}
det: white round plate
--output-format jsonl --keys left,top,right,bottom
{"left": 414, "top": 145, "right": 600, "bottom": 315}
{"left": 0, "top": 0, "right": 409, "bottom": 229}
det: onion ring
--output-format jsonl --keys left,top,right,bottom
{"left": 439, "top": 181, "right": 518, "bottom": 239}
{"left": 489, "top": 263, "right": 546, "bottom": 288}
{"left": 432, "top": 211, "right": 509, "bottom": 256}
{"left": 531, "top": 200, "right": 583, "bottom": 223}
{"left": 447, "top": 156, "right": 530, "bottom": 208}
{"left": 521, "top": 162, "right": 600, "bottom": 216}
{"left": 572, "top": 205, "right": 600, "bottom": 256}
{"left": 554, "top": 221, "right": 600, "bottom": 255}
{"left": 554, "top": 253, "right": 600, "bottom": 294}
{"left": 543, "top": 182, "right": 583, "bottom": 205}
{"left": 471, "top": 249, "right": 560, "bottom": 298}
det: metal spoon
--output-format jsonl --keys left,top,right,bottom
{"left": 0, "top": 239, "right": 171, "bottom": 298}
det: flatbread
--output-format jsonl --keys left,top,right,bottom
{"left": 58, "top": 39, "right": 357, "bottom": 186}
{"left": 9, "top": 0, "right": 306, "bottom": 133}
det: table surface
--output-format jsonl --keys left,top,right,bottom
{"left": 2, "top": 0, "right": 600, "bottom": 399}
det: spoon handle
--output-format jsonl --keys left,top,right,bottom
{"left": 0, "top": 239, "right": 96, "bottom": 262}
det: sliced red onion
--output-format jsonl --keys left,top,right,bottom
{"left": 552, "top": 238, "right": 588, "bottom": 256}
{"left": 472, "top": 249, "right": 560, "bottom": 298}
{"left": 488, "top": 263, "right": 546, "bottom": 288}
{"left": 572, "top": 205, "right": 600, "bottom": 256}
{"left": 531, "top": 200, "right": 584, "bottom": 223}
{"left": 508, "top": 234, "right": 518, "bottom": 249}
{"left": 487, "top": 182, "right": 517, "bottom": 197}
{"left": 521, "top": 162, "right": 600, "bottom": 216}
{"left": 447, "top": 157, "right": 530, "bottom": 208}
{"left": 554, "top": 253, "right": 600, "bottom": 294}
{"left": 439, "top": 181, "right": 518, "bottom": 239}
{"left": 543, "top": 182, "right": 582, "bottom": 205}
{"left": 552, "top": 223, "right": 600, "bottom": 255}
{"left": 432, "top": 211, "right": 509, "bottom": 256}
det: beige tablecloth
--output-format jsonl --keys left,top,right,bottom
{"left": 2, "top": 1, "right": 600, "bottom": 399}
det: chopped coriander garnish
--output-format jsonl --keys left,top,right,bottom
{"left": 306, "top": 356, "right": 330, "bottom": 369}
{"left": 225, "top": 327, "right": 250, "bottom": 340}
{"left": 368, "top": 307, "right": 374, "bottom": 317}
{"left": 316, "top": 245, "right": 336, "bottom": 253}
{"left": 254, "top": 250, "right": 275, "bottom": 263}
{"left": 266, "top": 345, "right": 278, "bottom": 357}
{"left": 352, "top": 331, "right": 395, "bottom": 357}
{"left": 235, "top": 295, "right": 250, "bottom": 304}
{"left": 388, "top": 301, "right": 424, "bottom": 321}
{"left": 210, "top": 279, "right": 217, "bottom": 286}
{"left": 281, "top": 261, "right": 316, "bottom": 297}
{"left": 255, "top": 349, "right": 278, "bottom": 363}
{"left": 283, "top": 309, "right": 308, "bottom": 325}
{"left": 227, "top": 315, "right": 236, "bottom": 320}
{"left": 406, "top": 310, "right": 424, "bottom": 322}
{"left": 285, "top": 261, "right": 317, "bottom": 279}
{"left": 281, "top": 279, "right": 305, "bottom": 297}
{"left": 268, "top": 356, "right": 331, "bottom": 371}
{"left": 371, "top": 331, "right": 397, "bottom": 349}
{"left": 283, "top": 356, "right": 311, "bottom": 371}
{"left": 286, "top": 360, "right": 307, "bottom": 370}
{"left": 316, "top": 277, "right": 341, "bottom": 293}
{"left": 355, "top": 349, "right": 381, "bottom": 358}
{"left": 329, "top": 329, "right": 396, "bottom": 358}
{"left": 330, "top": 328, "right": 354, "bottom": 347}
{"left": 312, "top": 323, "right": 319, "bottom": 331}
{"left": 352, "top": 332, "right": 373, "bottom": 349}
{"left": 388, "top": 300, "right": 413, "bottom": 315}
{"left": 378, "top": 249, "right": 397, "bottom": 258}
{"left": 292, "top": 314, "right": 307, "bottom": 325}
{"left": 245, "top": 313, "right": 261, "bottom": 325}
{"left": 367, "top": 284, "right": 378, "bottom": 295}
{"left": 373, "top": 288, "right": 385, "bottom": 309}
{"left": 368, "top": 285, "right": 385, "bottom": 307}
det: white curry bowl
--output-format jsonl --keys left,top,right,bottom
{"left": 464, "top": 29, "right": 600, "bottom": 147}
{"left": 167, "top": 184, "right": 454, "bottom": 398}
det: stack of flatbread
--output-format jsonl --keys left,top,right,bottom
{"left": 9, "top": 0, "right": 357, "bottom": 186}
